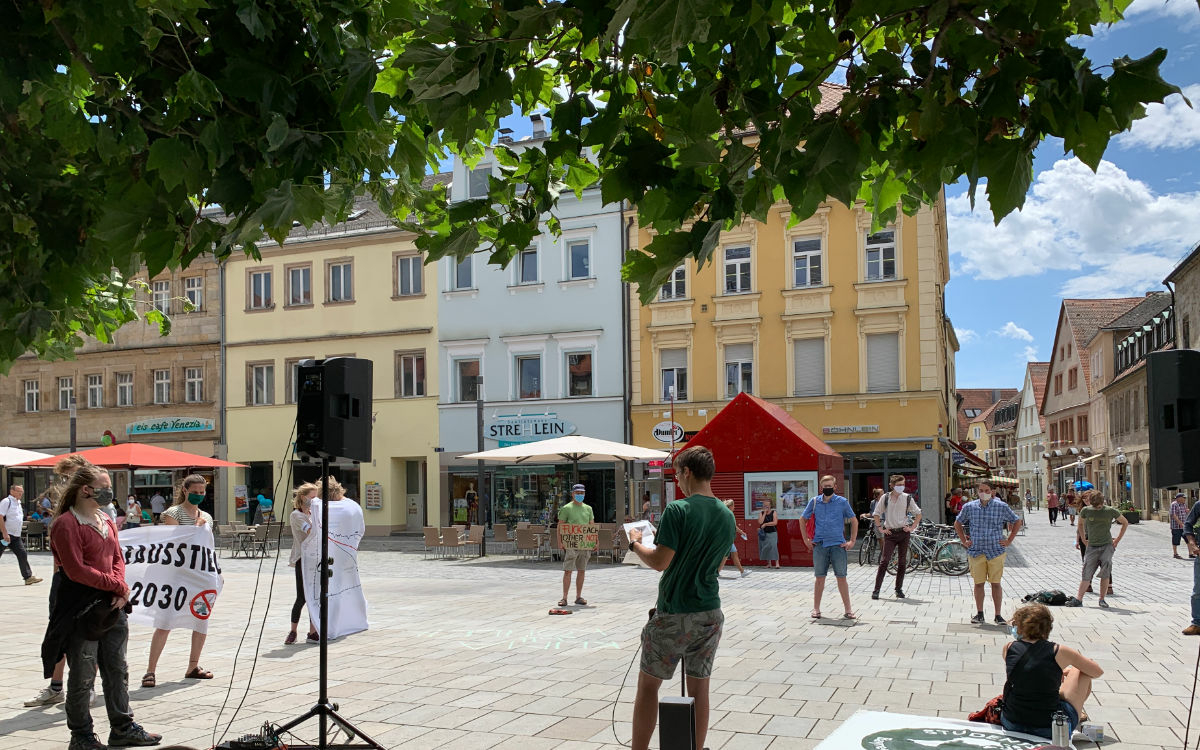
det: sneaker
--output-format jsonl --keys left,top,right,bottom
{"left": 285, "top": 631, "right": 297, "bottom": 645}
{"left": 107, "top": 722, "right": 161, "bottom": 747}
{"left": 24, "top": 686, "right": 64, "bottom": 707}
{"left": 306, "top": 632, "right": 320, "bottom": 643}
{"left": 1098, "top": 599, "right": 1110, "bottom": 609}
{"left": 895, "top": 589, "right": 905, "bottom": 599}
{"left": 994, "top": 614, "right": 1006, "bottom": 625}
{"left": 970, "top": 612, "right": 985, "bottom": 624}
{"left": 1183, "top": 624, "right": 1200, "bottom": 635}
{"left": 68, "top": 734, "right": 108, "bottom": 750}
{"left": 1064, "top": 597, "right": 1083, "bottom": 607}
{"left": 871, "top": 591, "right": 880, "bottom": 600}
{"left": 740, "top": 570, "right": 749, "bottom": 578}
{"left": 25, "top": 576, "right": 43, "bottom": 585}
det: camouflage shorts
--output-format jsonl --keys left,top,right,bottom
{"left": 640, "top": 608, "right": 724, "bottom": 680}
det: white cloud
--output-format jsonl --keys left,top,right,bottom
{"left": 1124, "top": 0, "right": 1200, "bottom": 26}
{"left": 947, "top": 158, "right": 1200, "bottom": 293}
{"left": 996, "top": 322, "right": 1034, "bottom": 342}
{"left": 955, "top": 327, "right": 979, "bottom": 344}
{"left": 1021, "top": 346, "right": 1040, "bottom": 362}
{"left": 1118, "top": 84, "right": 1200, "bottom": 151}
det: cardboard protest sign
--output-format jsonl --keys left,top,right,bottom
{"left": 815, "top": 710, "right": 1050, "bottom": 749}
{"left": 120, "top": 525, "right": 223, "bottom": 634}
{"left": 559, "top": 523, "right": 599, "bottom": 550}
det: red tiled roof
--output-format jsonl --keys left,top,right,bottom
{"left": 956, "top": 388, "right": 1019, "bottom": 442}
{"left": 1027, "top": 362, "right": 1050, "bottom": 431}
{"left": 733, "top": 83, "right": 847, "bottom": 136}
{"left": 1058, "top": 298, "right": 1142, "bottom": 391}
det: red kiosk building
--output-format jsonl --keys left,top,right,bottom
{"left": 681, "top": 393, "right": 844, "bottom": 567}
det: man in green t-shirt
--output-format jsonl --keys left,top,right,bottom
{"left": 1066, "top": 490, "right": 1128, "bottom": 609}
{"left": 557, "top": 483, "right": 594, "bottom": 607}
{"left": 627, "top": 445, "right": 735, "bottom": 750}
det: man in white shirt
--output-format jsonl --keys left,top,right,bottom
{"left": 0, "top": 485, "right": 43, "bottom": 585}
{"left": 149, "top": 492, "right": 166, "bottom": 524}
{"left": 871, "top": 474, "right": 921, "bottom": 600}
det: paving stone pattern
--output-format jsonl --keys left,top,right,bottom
{"left": 0, "top": 513, "right": 1196, "bottom": 749}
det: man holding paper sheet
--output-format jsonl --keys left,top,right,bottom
{"left": 627, "top": 445, "right": 736, "bottom": 750}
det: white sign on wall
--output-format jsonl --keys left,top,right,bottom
{"left": 651, "top": 421, "right": 685, "bottom": 444}
{"left": 486, "top": 413, "right": 577, "bottom": 445}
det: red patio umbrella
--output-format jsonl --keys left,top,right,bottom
{"left": 9, "top": 443, "right": 245, "bottom": 470}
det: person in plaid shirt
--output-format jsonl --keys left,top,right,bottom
{"left": 1172, "top": 493, "right": 1191, "bottom": 559}
{"left": 954, "top": 480, "right": 1022, "bottom": 624}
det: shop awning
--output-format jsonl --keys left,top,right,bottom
{"left": 0, "top": 447, "right": 53, "bottom": 466}
{"left": 948, "top": 440, "right": 990, "bottom": 470}
{"left": 10, "top": 443, "right": 245, "bottom": 470}
{"left": 984, "top": 475, "right": 1019, "bottom": 487}
{"left": 1052, "top": 453, "right": 1102, "bottom": 473}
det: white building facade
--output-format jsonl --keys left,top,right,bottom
{"left": 437, "top": 138, "right": 630, "bottom": 526}
{"left": 1016, "top": 362, "right": 1048, "bottom": 502}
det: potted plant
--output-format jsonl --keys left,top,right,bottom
{"left": 1117, "top": 501, "right": 1141, "bottom": 525}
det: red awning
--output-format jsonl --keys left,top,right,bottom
{"left": 9, "top": 443, "right": 245, "bottom": 470}
{"left": 949, "top": 440, "right": 991, "bottom": 469}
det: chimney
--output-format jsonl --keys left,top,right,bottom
{"left": 530, "top": 114, "right": 545, "bottom": 138}
{"left": 498, "top": 127, "right": 513, "bottom": 144}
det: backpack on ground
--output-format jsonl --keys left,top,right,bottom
{"left": 1022, "top": 590, "right": 1068, "bottom": 606}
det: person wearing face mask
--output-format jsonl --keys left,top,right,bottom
{"left": 45, "top": 465, "right": 162, "bottom": 750}
{"left": 123, "top": 495, "right": 143, "bottom": 529}
{"left": 955, "top": 480, "right": 1022, "bottom": 624}
{"left": 143, "top": 475, "right": 214, "bottom": 687}
{"left": 557, "top": 483, "right": 595, "bottom": 607}
{"left": 1, "top": 483, "right": 43, "bottom": 585}
{"left": 799, "top": 475, "right": 858, "bottom": 619}
{"left": 871, "top": 474, "right": 922, "bottom": 600}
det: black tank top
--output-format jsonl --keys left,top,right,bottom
{"left": 763, "top": 510, "right": 777, "bottom": 533}
{"left": 1002, "top": 640, "right": 1062, "bottom": 727}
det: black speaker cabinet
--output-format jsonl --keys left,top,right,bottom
{"left": 1147, "top": 350, "right": 1200, "bottom": 488}
{"left": 295, "top": 357, "right": 373, "bottom": 463}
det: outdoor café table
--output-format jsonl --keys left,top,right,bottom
{"left": 232, "top": 526, "right": 258, "bottom": 558}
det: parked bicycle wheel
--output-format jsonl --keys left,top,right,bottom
{"left": 859, "top": 534, "right": 879, "bottom": 566}
{"left": 887, "top": 538, "right": 924, "bottom": 573}
{"left": 933, "top": 540, "right": 969, "bottom": 576}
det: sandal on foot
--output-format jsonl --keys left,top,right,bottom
{"left": 285, "top": 632, "right": 297, "bottom": 645}
{"left": 557, "top": 598, "right": 568, "bottom": 607}
{"left": 810, "top": 610, "right": 822, "bottom": 619}
{"left": 140, "top": 673, "right": 156, "bottom": 688}
{"left": 184, "top": 667, "right": 213, "bottom": 680}
{"left": 574, "top": 597, "right": 588, "bottom": 606}
{"left": 843, "top": 612, "right": 857, "bottom": 620}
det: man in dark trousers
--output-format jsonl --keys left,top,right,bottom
{"left": 627, "top": 445, "right": 735, "bottom": 750}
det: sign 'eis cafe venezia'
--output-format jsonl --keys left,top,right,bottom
{"left": 126, "top": 417, "right": 216, "bottom": 436}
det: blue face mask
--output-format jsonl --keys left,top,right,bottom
{"left": 573, "top": 494, "right": 585, "bottom": 503}
{"left": 1010, "top": 626, "right": 1020, "bottom": 640}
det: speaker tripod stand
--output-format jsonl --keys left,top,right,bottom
{"left": 274, "top": 461, "right": 384, "bottom": 750}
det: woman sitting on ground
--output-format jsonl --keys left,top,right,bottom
{"left": 1001, "top": 602, "right": 1103, "bottom": 739}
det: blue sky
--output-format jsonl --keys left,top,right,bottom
{"left": 947, "top": 0, "right": 1200, "bottom": 387}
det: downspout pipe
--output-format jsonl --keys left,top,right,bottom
{"left": 218, "top": 259, "right": 228, "bottom": 523}
{"left": 620, "top": 201, "right": 635, "bottom": 520}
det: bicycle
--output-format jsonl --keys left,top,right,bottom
{"left": 858, "top": 516, "right": 881, "bottom": 566}
{"left": 884, "top": 532, "right": 969, "bottom": 576}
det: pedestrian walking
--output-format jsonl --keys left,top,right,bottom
{"left": 955, "top": 480, "right": 1022, "bottom": 624}
{"left": 1065, "top": 491, "right": 1078, "bottom": 526}
{"left": 1065, "top": 490, "right": 1128, "bottom": 609}
{"left": 143, "top": 474, "right": 216, "bottom": 686}
{"left": 286, "top": 483, "right": 320, "bottom": 644}
{"left": 123, "top": 495, "right": 143, "bottom": 529}
{"left": 758, "top": 498, "right": 780, "bottom": 568}
{"left": 799, "top": 475, "right": 858, "bottom": 620}
{"left": 626, "top": 445, "right": 735, "bottom": 750}
{"left": 557, "top": 483, "right": 594, "bottom": 607}
{"left": 1182, "top": 499, "right": 1200, "bottom": 635}
{"left": 1047, "top": 490, "right": 1059, "bottom": 526}
{"left": 150, "top": 491, "right": 166, "bottom": 524}
{"left": 718, "top": 499, "right": 749, "bottom": 578}
{"left": 1025, "top": 489, "right": 1034, "bottom": 513}
{"left": 871, "top": 474, "right": 921, "bottom": 600}
{"left": 1172, "top": 492, "right": 1191, "bottom": 559}
{"left": 45, "top": 464, "right": 161, "bottom": 750}
{"left": 0, "top": 484, "right": 43, "bottom": 585}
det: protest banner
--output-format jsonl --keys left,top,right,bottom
{"left": 302, "top": 498, "right": 368, "bottom": 639}
{"left": 120, "top": 525, "right": 222, "bottom": 634}
{"left": 559, "top": 523, "right": 599, "bottom": 551}
{"left": 816, "top": 710, "right": 1047, "bottom": 749}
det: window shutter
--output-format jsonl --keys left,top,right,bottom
{"left": 725, "top": 343, "right": 752, "bottom": 362}
{"left": 660, "top": 348, "right": 686, "bottom": 369}
{"left": 866, "top": 333, "right": 900, "bottom": 393}
{"left": 793, "top": 339, "right": 825, "bottom": 396}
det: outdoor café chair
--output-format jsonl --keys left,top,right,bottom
{"left": 595, "top": 528, "right": 615, "bottom": 564}
{"left": 515, "top": 528, "right": 539, "bottom": 561}
{"left": 441, "top": 526, "right": 466, "bottom": 558}
{"left": 463, "top": 524, "right": 484, "bottom": 555}
{"left": 422, "top": 527, "right": 443, "bottom": 559}
{"left": 492, "top": 523, "right": 514, "bottom": 553}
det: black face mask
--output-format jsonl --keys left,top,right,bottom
{"left": 822, "top": 487, "right": 835, "bottom": 497}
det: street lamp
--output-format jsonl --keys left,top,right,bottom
{"left": 472, "top": 375, "right": 487, "bottom": 557}
{"left": 1033, "top": 466, "right": 1043, "bottom": 507}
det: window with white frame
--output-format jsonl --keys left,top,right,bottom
{"left": 517, "top": 246, "right": 539, "bottom": 285}
{"left": 865, "top": 229, "right": 897, "bottom": 281}
{"left": 456, "top": 359, "right": 481, "bottom": 402}
{"left": 287, "top": 266, "right": 312, "bottom": 306}
{"left": 86, "top": 374, "right": 104, "bottom": 408}
{"left": 661, "top": 265, "right": 686, "bottom": 300}
{"left": 185, "top": 367, "right": 203, "bottom": 403}
{"left": 453, "top": 257, "right": 473, "bottom": 290}
{"left": 660, "top": 348, "right": 688, "bottom": 401}
{"left": 250, "top": 364, "right": 274, "bottom": 406}
{"left": 284, "top": 358, "right": 308, "bottom": 405}
{"left": 566, "top": 352, "right": 593, "bottom": 397}
{"left": 396, "top": 254, "right": 424, "bottom": 296}
{"left": 397, "top": 352, "right": 426, "bottom": 398}
{"left": 184, "top": 276, "right": 203, "bottom": 311}
{"left": 116, "top": 372, "right": 133, "bottom": 407}
{"left": 24, "top": 380, "right": 39, "bottom": 413}
{"left": 792, "top": 338, "right": 826, "bottom": 397}
{"left": 723, "top": 246, "right": 752, "bottom": 294}
{"left": 328, "top": 261, "right": 353, "bottom": 302}
{"left": 516, "top": 355, "right": 542, "bottom": 399}
{"left": 468, "top": 166, "right": 491, "bottom": 199}
{"left": 152, "top": 281, "right": 170, "bottom": 314}
{"left": 249, "top": 270, "right": 272, "bottom": 309}
{"left": 58, "top": 376, "right": 74, "bottom": 410}
{"left": 792, "top": 237, "right": 822, "bottom": 287}
{"left": 724, "top": 343, "right": 753, "bottom": 397}
{"left": 866, "top": 332, "right": 901, "bottom": 393}
{"left": 567, "top": 240, "right": 591, "bottom": 280}
{"left": 153, "top": 369, "right": 171, "bottom": 404}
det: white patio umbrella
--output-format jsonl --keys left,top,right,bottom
{"left": 0, "top": 447, "right": 53, "bottom": 466}
{"left": 460, "top": 435, "right": 669, "bottom": 482}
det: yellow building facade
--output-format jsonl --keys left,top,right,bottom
{"left": 223, "top": 203, "right": 440, "bottom": 535}
{"left": 630, "top": 198, "right": 959, "bottom": 520}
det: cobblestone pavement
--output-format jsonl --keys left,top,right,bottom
{"left": 1, "top": 512, "right": 1196, "bottom": 749}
